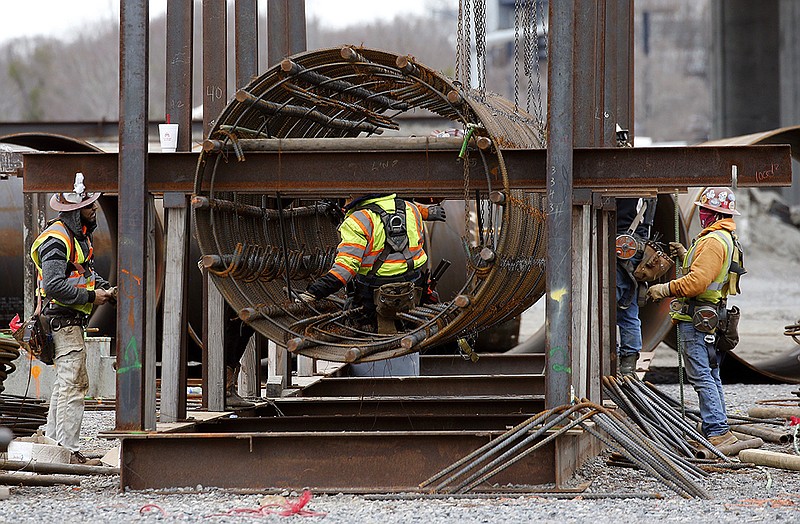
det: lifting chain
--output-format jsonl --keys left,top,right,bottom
{"left": 474, "top": 0, "right": 487, "bottom": 96}
{"left": 513, "top": 0, "right": 522, "bottom": 111}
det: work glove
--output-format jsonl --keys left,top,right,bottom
{"left": 668, "top": 241, "right": 687, "bottom": 260}
{"left": 426, "top": 205, "right": 447, "bottom": 222}
{"left": 646, "top": 283, "right": 672, "bottom": 301}
{"left": 294, "top": 292, "right": 317, "bottom": 304}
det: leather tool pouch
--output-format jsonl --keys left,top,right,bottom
{"left": 13, "top": 313, "right": 55, "bottom": 365}
{"left": 716, "top": 305, "right": 741, "bottom": 352}
{"left": 633, "top": 241, "right": 674, "bottom": 283}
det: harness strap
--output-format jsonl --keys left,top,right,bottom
{"left": 360, "top": 198, "right": 415, "bottom": 279}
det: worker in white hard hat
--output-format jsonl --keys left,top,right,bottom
{"left": 646, "top": 187, "right": 746, "bottom": 449}
{"left": 30, "top": 172, "right": 115, "bottom": 465}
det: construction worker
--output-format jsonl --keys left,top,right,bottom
{"left": 298, "top": 194, "right": 445, "bottom": 333}
{"left": 615, "top": 197, "right": 656, "bottom": 376}
{"left": 647, "top": 187, "right": 744, "bottom": 448}
{"left": 31, "top": 173, "right": 115, "bottom": 464}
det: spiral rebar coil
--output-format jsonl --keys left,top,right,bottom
{"left": 193, "top": 46, "right": 546, "bottom": 362}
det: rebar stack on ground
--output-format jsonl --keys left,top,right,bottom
{"left": 602, "top": 376, "right": 779, "bottom": 459}
{"left": 193, "top": 46, "right": 548, "bottom": 363}
{"left": 0, "top": 394, "right": 49, "bottom": 437}
{"left": 420, "top": 400, "right": 710, "bottom": 499}
{"left": 601, "top": 376, "right": 730, "bottom": 461}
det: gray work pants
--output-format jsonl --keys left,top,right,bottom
{"left": 45, "top": 326, "right": 88, "bottom": 452}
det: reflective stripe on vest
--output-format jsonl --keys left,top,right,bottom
{"left": 670, "top": 230, "right": 733, "bottom": 322}
{"left": 339, "top": 195, "right": 427, "bottom": 279}
{"left": 30, "top": 221, "right": 96, "bottom": 315}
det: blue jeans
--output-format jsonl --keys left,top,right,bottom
{"left": 616, "top": 261, "right": 641, "bottom": 358}
{"left": 678, "top": 321, "right": 728, "bottom": 437}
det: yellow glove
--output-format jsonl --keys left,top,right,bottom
{"left": 668, "top": 241, "right": 687, "bottom": 260}
{"left": 646, "top": 282, "right": 672, "bottom": 301}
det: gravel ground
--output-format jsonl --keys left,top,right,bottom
{"left": 2, "top": 383, "right": 800, "bottom": 523}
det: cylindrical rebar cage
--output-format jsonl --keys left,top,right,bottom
{"left": 193, "top": 46, "right": 546, "bottom": 362}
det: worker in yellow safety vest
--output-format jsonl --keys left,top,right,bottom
{"left": 298, "top": 194, "right": 445, "bottom": 332}
{"left": 30, "top": 172, "right": 115, "bottom": 465}
{"left": 647, "top": 186, "right": 746, "bottom": 448}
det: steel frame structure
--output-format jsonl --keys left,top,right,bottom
{"left": 18, "top": 0, "right": 793, "bottom": 491}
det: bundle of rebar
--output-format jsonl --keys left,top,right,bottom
{"left": 0, "top": 334, "right": 20, "bottom": 394}
{"left": 420, "top": 400, "right": 710, "bottom": 499}
{"left": 602, "top": 376, "right": 773, "bottom": 460}
{"left": 0, "top": 394, "right": 49, "bottom": 437}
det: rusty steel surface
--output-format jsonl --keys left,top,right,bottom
{"left": 194, "top": 413, "right": 535, "bottom": 432}
{"left": 120, "top": 430, "right": 557, "bottom": 490}
{"left": 417, "top": 353, "right": 545, "bottom": 375}
{"left": 22, "top": 145, "right": 791, "bottom": 195}
{"left": 297, "top": 375, "right": 545, "bottom": 397}
{"left": 545, "top": 0, "right": 576, "bottom": 408}
{"left": 116, "top": 0, "right": 149, "bottom": 431}
{"left": 254, "top": 395, "right": 545, "bottom": 417}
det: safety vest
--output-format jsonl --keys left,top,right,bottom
{"left": 329, "top": 194, "right": 427, "bottom": 284}
{"left": 670, "top": 229, "right": 742, "bottom": 322}
{"left": 30, "top": 220, "right": 96, "bottom": 315}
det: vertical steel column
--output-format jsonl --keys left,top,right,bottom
{"left": 234, "top": 0, "right": 260, "bottom": 397}
{"left": 235, "top": 0, "right": 258, "bottom": 87}
{"left": 23, "top": 194, "right": 47, "bottom": 321}
{"left": 267, "top": 0, "right": 307, "bottom": 67}
{"left": 202, "top": 0, "right": 228, "bottom": 136}
{"left": 545, "top": 0, "right": 575, "bottom": 409}
{"left": 265, "top": 0, "right": 306, "bottom": 389}
{"left": 116, "top": 0, "right": 149, "bottom": 431}
{"left": 202, "top": 0, "right": 228, "bottom": 411}
{"left": 166, "top": 0, "right": 194, "bottom": 152}
{"left": 603, "top": 0, "right": 633, "bottom": 139}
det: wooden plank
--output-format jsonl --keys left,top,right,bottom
{"left": 144, "top": 198, "right": 158, "bottom": 430}
{"left": 269, "top": 339, "right": 287, "bottom": 391}
{"left": 207, "top": 276, "right": 226, "bottom": 411}
{"left": 297, "top": 355, "right": 314, "bottom": 377}
{"left": 160, "top": 203, "right": 189, "bottom": 422}
{"left": 239, "top": 337, "right": 259, "bottom": 397}
{"left": 572, "top": 204, "right": 592, "bottom": 400}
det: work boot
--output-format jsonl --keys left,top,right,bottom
{"left": 707, "top": 431, "right": 738, "bottom": 448}
{"left": 225, "top": 366, "right": 255, "bottom": 409}
{"left": 618, "top": 354, "right": 639, "bottom": 376}
{"left": 70, "top": 451, "right": 102, "bottom": 466}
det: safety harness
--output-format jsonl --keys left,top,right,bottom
{"left": 358, "top": 198, "right": 415, "bottom": 279}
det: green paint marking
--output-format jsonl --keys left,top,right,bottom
{"left": 117, "top": 336, "right": 142, "bottom": 374}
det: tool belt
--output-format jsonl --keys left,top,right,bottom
{"left": 43, "top": 304, "right": 88, "bottom": 332}
{"left": 632, "top": 241, "right": 674, "bottom": 283}
{"left": 672, "top": 299, "right": 723, "bottom": 334}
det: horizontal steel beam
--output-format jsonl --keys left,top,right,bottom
{"left": 298, "top": 375, "right": 545, "bottom": 397}
{"left": 254, "top": 395, "right": 545, "bottom": 417}
{"left": 21, "top": 145, "right": 792, "bottom": 196}
{"left": 421, "top": 354, "right": 545, "bottom": 376}
{"left": 195, "top": 413, "right": 534, "bottom": 432}
{"left": 120, "top": 430, "right": 558, "bottom": 490}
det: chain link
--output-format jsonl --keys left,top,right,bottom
{"left": 474, "top": 0, "right": 487, "bottom": 96}
{"left": 513, "top": 0, "right": 522, "bottom": 111}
